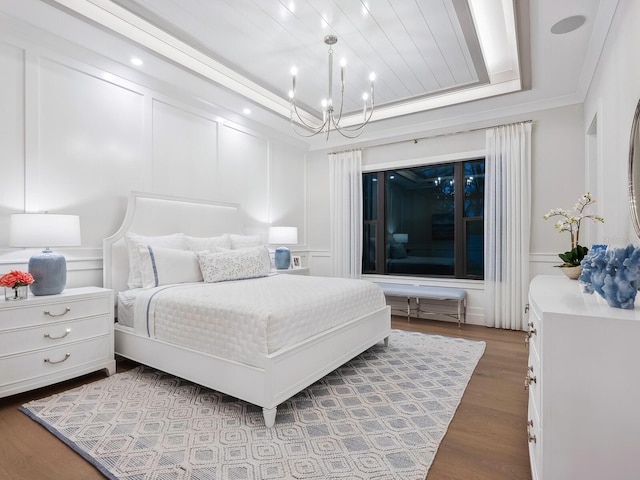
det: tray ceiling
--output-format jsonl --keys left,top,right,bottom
{"left": 49, "top": 0, "right": 523, "bottom": 128}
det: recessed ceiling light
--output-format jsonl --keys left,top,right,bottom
{"left": 130, "top": 57, "right": 143, "bottom": 66}
{"left": 551, "top": 15, "right": 586, "bottom": 35}
{"left": 243, "top": 108, "right": 251, "bottom": 115}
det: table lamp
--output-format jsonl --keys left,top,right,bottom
{"left": 268, "top": 226, "right": 298, "bottom": 269}
{"left": 10, "top": 213, "right": 81, "bottom": 295}
{"left": 392, "top": 233, "right": 408, "bottom": 244}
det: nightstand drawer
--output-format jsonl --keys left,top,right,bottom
{"left": 0, "top": 314, "right": 111, "bottom": 356}
{"left": 0, "top": 336, "right": 111, "bottom": 386}
{"left": 0, "top": 296, "right": 111, "bottom": 329}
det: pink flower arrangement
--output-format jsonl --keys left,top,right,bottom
{"left": 0, "top": 270, "right": 34, "bottom": 288}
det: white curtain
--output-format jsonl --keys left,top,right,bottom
{"left": 485, "top": 122, "right": 532, "bottom": 330}
{"left": 328, "top": 149, "right": 363, "bottom": 278}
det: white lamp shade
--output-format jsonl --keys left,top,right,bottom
{"left": 10, "top": 214, "right": 81, "bottom": 248}
{"left": 268, "top": 226, "right": 298, "bottom": 245}
{"left": 393, "top": 233, "right": 408, "bottom": 244}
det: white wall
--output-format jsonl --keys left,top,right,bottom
{"left": 306, "top": 103, "right": 587, "bottom": 325}
{"left": 0, "top": 15, "right": 307, "bottom": 287}
{"left": 584, "top": 0, "right": 640, "bottom": 249}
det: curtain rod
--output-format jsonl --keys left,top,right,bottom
{"left": 330, "top": 119, "right": 533, "bottom": 154}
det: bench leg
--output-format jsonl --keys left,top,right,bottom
{"left": 457, "top": 298, "right": 467, "bottom": 328}
{"left": 406, "top": 296, "right": 411, "bottom": 322}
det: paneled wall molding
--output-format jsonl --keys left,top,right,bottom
{"left": 529, "top": 252, "right": 565, "bottom": 264}
{"left": 0, "top": 16, "right": 308, "bottom": 278}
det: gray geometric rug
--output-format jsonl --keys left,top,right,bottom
{"left": 20, "top": 330, "right": 485, "bottom": 480}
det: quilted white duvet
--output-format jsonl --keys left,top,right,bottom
{"left": 128, "top": 274, "right": 387, "bottom": 368}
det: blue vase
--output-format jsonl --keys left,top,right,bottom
{"left": 274, "top": 247, "right": 291, "bottom": 269}
{"left": 29, "top": 250, "right": 67, "bottom": 296}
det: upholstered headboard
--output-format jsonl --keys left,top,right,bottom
{"left": 103, "top": 191, "right": 242, "bottom": 295}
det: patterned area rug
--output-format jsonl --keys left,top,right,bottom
{"left": 21, "top": 330, "right": 485, "bottom": 480}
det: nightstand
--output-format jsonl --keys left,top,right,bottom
{"left": 0, "top": 286, "right": 115, "bottom": 398}
{"left": 271, "top": 267, "right": 310, "bottom": 276}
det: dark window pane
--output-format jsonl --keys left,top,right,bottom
{"left": 363, "top": 223, "right": 376, "bottom": 272}
{"left": 385, "top": 165, "right": 455, "bottom": 276}
{"left": 464, "top": 159, "right": 485, "bottom": 217}
{"left": 363, "top": 159, "right": 484, "bottom": 279}
{"left": 363, "top": 173, "right": 378, "bottom": 221}
{"left": 466, "top": 219, "right": 484, "bottom": 277}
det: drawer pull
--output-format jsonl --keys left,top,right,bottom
{"left": 44, "top": 329, "right": 71, "bottom": 340}
{"left": 527, "top": 420, "right": 537, "bottom": 443}
{"left": 44, "top": 307, "right": 71, "bottom": 318}
{"left": 44, "top": 353, "right": 70, "bottom": 364}
{"left": 524, "top": 371, "right": 537, "bottom": 389}
{"left": 524, "top": 322, "right": 537, "bottom": 346}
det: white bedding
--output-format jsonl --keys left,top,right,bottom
{"left": 119, "top": 275, "right": 386, "bottom": 368}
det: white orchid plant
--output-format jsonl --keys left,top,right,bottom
{"left": 543, "top": 193, "right": 605, "bottom": 266}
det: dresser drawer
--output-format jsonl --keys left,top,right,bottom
{"left": 0, "top": 336, "right": 111, "bottom": 386}
{"left": 0, "top": 314, "right": 111, "bottom": 356}
{"left": 0, "top": 296, "right": 111, "bottom": 329}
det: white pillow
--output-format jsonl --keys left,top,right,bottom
{"left": 198, "top": 246, "right": 271, "bottom": 283}
{"left": 125, "top": 232, "right": 187, "bottom": 289}
{"left": 229, "top": 233, "right": 263, "bottom": 250}
{"left": 138, "top": 245, "right": 203, "bottom": 288}
{"left": 185, "top": 234, "right": 232, "bottom": 251}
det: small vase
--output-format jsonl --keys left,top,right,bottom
{"left": 4, "top": 285, "right": 28, "bottom": 301}
{"left": 560, "top": 265, "right": 582, "bottom": 280}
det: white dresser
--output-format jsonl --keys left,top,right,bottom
{"left": 527, "top": 275, "right": 640, "bottom": 480}
{"left": 0, "top": 286, "right": 115, "bottom": 397}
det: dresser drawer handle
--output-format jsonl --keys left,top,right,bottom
{"left": 524, "top": 371, "right": 537, "bottom": 389}
{"left": 44, "top": 329, "right": 71, "bottom": 340}
{"left": 527, "top": 420, "right": 537, "bottom": 443}
{"left": 524, "top": 323, "right": 537, "bottom": 346}
{"left": 44, "top": 353, "right": 70, "bottom": 364}
{"left": 44, "top": 307, "right": 71, "bottom": 318}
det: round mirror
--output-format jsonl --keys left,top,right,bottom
{"left": 629, "top": 98, "right": 640, "bottom": 237}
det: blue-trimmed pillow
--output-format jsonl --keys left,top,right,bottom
{"left": 125, "top": 232, "right": 187, "bottom": 289}
{"left": 138, "top": 245, "right": 203, "bottom": 288}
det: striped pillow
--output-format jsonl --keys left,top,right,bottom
{"left": 138, "top": 245, "right": 203, "bottom": 288}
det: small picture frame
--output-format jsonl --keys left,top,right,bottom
{"left": 292, "top": 256, "right": 302, "bottom": 269}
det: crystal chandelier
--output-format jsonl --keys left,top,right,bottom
{"left": 289, "top": 35, "right": 375, "bottom": 139}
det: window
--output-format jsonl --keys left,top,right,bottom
{"left": 363, "top": 158, "right": 484, "bottom": 279}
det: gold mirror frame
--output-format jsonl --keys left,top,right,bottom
{"left": 629, "top": 98, "right": 640, "bottom": 238}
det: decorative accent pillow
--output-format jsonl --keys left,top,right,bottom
{"left": 198, "top": 246, "right": 271, "bottom": 283}
{"left": 138, "top": 245, "right": 203, "bottom": 288}
{"left": 125, "top": 232, "right": 187, "bottom": 289}
{"left": 185, "top": 234, "right": 232, "bottom": 251}
{"left": 229, "top": 233, "right": 263, "bottom": 250}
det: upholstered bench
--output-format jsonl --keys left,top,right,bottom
{"left": 377, "top": 283, "right": 467, "bottom": 327}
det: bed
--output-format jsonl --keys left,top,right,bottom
{"left": 103, "top": 191, "right": 391, "bottom": 427}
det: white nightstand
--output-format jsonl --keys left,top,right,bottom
{"left": 271, "top": 267, "right": 310, "bottom": 276}
{"left": 0, "top": 286, "right": 116, "bottom": 398}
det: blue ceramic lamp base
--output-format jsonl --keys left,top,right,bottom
{"left": 29, "top": 250, "right": 67, "bottom": 296}
{"left": 274, "top": 247, "right": 291, "bottom": 270}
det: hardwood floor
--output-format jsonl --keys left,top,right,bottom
{"left": 0, "top": 318, "right": 532, "bottom": 480}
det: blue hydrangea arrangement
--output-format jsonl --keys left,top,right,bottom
{"left": 579, "top": 244, "right": 640, "bottom": 309}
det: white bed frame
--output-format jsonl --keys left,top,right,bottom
{"left": 103, "top": 191, "right": 391, "bottom": 427}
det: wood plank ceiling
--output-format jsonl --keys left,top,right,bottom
{"left": 106, "top": 0, "right": 514, "bottom": 125}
